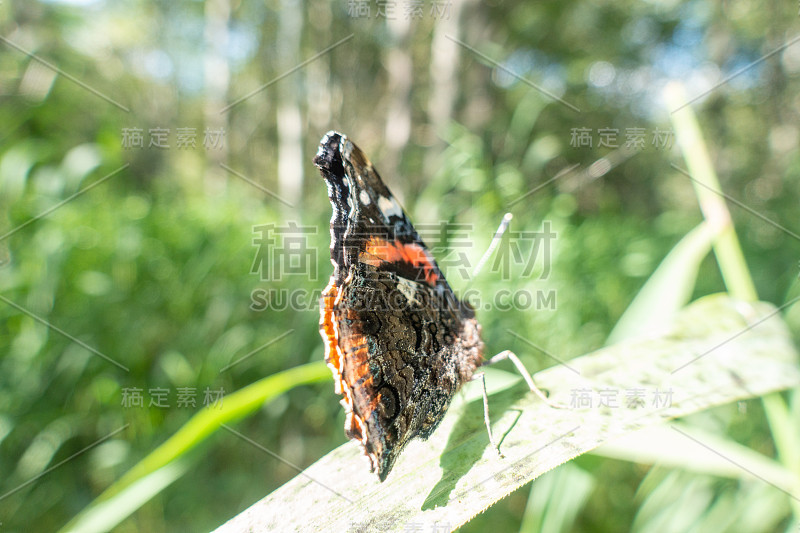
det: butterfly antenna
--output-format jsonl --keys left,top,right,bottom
{"left": 468, "top": 212, "right": 512, "bottom": 288}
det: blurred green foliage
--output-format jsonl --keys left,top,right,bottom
{"left": 1, "top": 0, "right": 799, "bottom": 531}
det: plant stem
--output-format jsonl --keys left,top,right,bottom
{"left": 666, "top": 82, "right": 800, "bottom": 519}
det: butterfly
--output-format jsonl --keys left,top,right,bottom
{"left": 314, "top": 131, "right": 548, "bottom": 481}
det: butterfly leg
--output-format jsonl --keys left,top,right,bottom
{"left": 472, "top": 371, "right": 504, "bottom": 458}
{"left": 485, "top": 350, "right": 563, "bottom": 409}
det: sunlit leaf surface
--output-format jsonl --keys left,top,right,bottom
{"left": 214, "top": 294, "right": 800, "bottom": 532}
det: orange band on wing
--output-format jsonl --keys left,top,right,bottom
{"left": 320, "top": 279, "right": 377, "bottom": 456}
{"left": 361, "top": 237, "right": 440, "bottom": 286}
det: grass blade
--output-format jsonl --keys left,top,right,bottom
{"left": 60, "top": 361, "right": 330, "bottom": 533}
{"left": 607, "top": 222, "right": 716, "bottom": 344}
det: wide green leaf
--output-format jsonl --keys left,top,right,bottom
{"left": 213, "top": 294, "right": 800, "bottom": 532}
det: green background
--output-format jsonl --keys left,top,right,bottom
{"left": 1, "top": 0, "right": 799, "bottom": 531}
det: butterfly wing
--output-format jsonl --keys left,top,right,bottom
{"left": 315, "top": 131, "right": 484, "bottom": 480}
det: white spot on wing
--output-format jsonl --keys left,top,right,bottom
{"left": 378, "top": 195, "right": 403, "bottom": 219}
{"left": 359, "top": 189, "right": 371, "bottom": 205}
{"left": 396, "top": 278, "right": 419, "bottom": 305}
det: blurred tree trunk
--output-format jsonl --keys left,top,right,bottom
{"left": 383, "top": 17, "right": 412, "bottom": 178}
{"left": 204, "top": 0, "right": 231, "bottom": 191}
{"left": 424, "top": 1, "right": 468, "bottom": 222}
{"left": 428, "top": 4, "right": 465, "bottom": 139}
{"left": 307, "top": 1, "right": 333, "bottom": 140}
{"left": 277, "top": 0, "right": 305, "bottom": 210}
